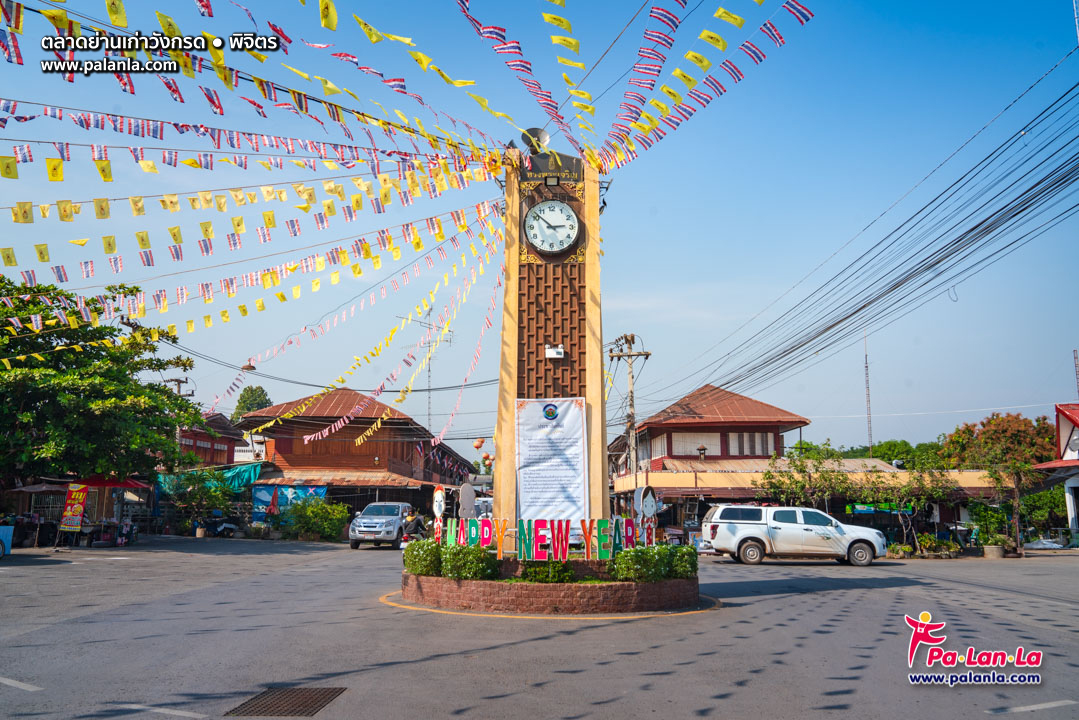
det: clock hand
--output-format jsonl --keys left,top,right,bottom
{"left": 538, "top": 216, "right": 558, "bottom": 230}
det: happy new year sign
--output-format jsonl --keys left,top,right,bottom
{"left": 433, "top": 516, "right": 657, "bottom": 561}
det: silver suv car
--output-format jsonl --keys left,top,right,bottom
{"left": 349, "top": 502, "right": 412, "bottom": 550}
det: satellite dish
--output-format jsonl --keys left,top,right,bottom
{"left": 1068, "top": 430, "right": 1079, "bottom": 453}
{"left": 521, "top": 127, "right": 549, "bottom": 155}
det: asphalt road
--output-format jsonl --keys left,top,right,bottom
{"left": 1, "top": 538, "right": 1077, "bottom": 719}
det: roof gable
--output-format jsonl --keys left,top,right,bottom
{"left": 640, "top": 385, "right": 809, "bottom": 431}
{"left": 239, "top": 388, "right": 412, "bottom": 424}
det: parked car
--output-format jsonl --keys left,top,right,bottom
{"left": 702, "top": 505, "right": 887, "bottom": 566}
{"left": 349, "top": 502, "right": 412, "bottom": 550}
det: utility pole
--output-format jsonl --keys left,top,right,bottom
{"left": 1073, "top": 349, "right": 1079, "bottom": 399}
{"left": 397, "top": 312, "right": 453, "bottom": 431}
{"left": 164, "top": 378, "right": 195, "bottom": 445}
{"left": 609, "top": 334, "right": 651, "bottom": 485}
{"left": 864, "top": 330, "right": 874, "bottom": 458}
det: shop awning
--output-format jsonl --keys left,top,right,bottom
{"left": 78, "top": 475, "right": 152, "bottom": 489}
{"left": 10, "top": 483, "right": 70, "bottom": 493}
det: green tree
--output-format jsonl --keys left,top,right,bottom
{"left": 472, "top": 460, "right": 491, "bottom": 476}
{"left": 755, "top": 441, "right": 856, "bottom": 509}
{"left": 230, "top": 385, "right": 273, "bottom": 422}
{"left": 0, "top": 280, "right": 203, "bottom": 490}
{"left": 941, "top": 413, "right": 1055, "bottom": 555}
{"left": 856, "top": 459, "right": 959, "bottom": 551}
{"left": 170, "top": 469, "right": 234, "bottom": 521}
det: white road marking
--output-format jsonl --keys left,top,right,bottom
{"left": 115, "top": 704, "right": 207, "bottom": 718}
{"left": 986, "top": 700, "right": 1078, "bottom": 714}
{"left": 0, "top": 676, "right": 44, "bottom": 692}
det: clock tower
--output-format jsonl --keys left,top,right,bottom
{"left": 493, "top": 132, "right": 607, "bottom": 524}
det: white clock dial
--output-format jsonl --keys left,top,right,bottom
{"left": 523, "top": 200, "right": 580, "bottom": 255}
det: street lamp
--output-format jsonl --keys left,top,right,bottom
{"left": 697, "top": 445, "right": 707, "bottom": 461}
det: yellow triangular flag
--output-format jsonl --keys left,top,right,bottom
{"left": 94, "top": 159, "right": 113, "bottom": 182}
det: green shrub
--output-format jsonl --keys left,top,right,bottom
{"left": 403, "top": 539, "right": 442, "bottom": 576}
{"left": 521, "top": 559, "right": 576, "bottom": 583}
{"left": 610, "top": 545, "right": 673, "bottom": 583}
{"left": 279, "top": 498, "right": 351, "bottom": 541}
{"left": 669, "top": 546, "right": 698, "bottom": 579}
{"left": 441, "top": 544, "right": 499, "bottom": 580}
{"left": 984, "top": 533, "right": 1013, "bottom": 548}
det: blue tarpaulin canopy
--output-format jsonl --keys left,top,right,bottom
{"left": 157, "top": 463, "right": 262, "bottom": 495}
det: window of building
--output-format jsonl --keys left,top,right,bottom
{"left": 727, "top": 432, "right": 775, "bottom": 457}
{"left": 196, "top": 440, "right": 211, "bottom": 449}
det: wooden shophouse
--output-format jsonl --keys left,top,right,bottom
{"left": 233, "top": 388, "right": 472, "bottom": 516}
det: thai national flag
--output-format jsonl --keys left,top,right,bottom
{"left": 720, "top": 59, "right": 744, "bottom": 82}
{"left": 267, "top": 21, "right": 292, "bottom": 53}
{"left": 624, "top": 90, "right": 647, "bottom": 105}
{"left": 43, "top": 105, "right": 61, "bottom": 119}
{"left": 20, "top": 270, "right": 36, "bottom": 286}
{"left": 51, "top": 265, "right": 69, "bottom": 283}
{"left": 383, "top": 78, "right": 407, "bottom": 93}
{"left": 341, "top": 206, "right": 355, "bottom": 223}
{"left": 0, "top": 99, "right": 15, "bottom": 114}
{"left": 633, "top": 62, "right": 662, "bottom": 77}
{"left": 108, "top": 256, "right": 123, "bottom": 274}
{"left": 198, "top": 238, "right": 213, "bottom": 256}
{"left": 740, "top": 41, "right": 766, "bottom": 64}
{"left": 648, "top": 7, "right": 680, "bottom": 32}
{"left": 91, "top": 144, "right": 108, "bottom": 161}
{"left": 168, "top": 245, "right": 183, "bottom": 261}
{"left": 783, "top": 0, "right": 814, "bottom": 25}
{"left": 257, "top": 227, "right": 271, "bottom": 243}
{"left": 286, "top": 219, "right": 301, "bottom": 237}
{"left": 197, "top": 152, "right": 214, "bottom": 169}
{"left": 80, "top": 261, "right": 94, "bottom": 278}
{"left": 163, "top": 150, "right": 178, "bottom": 166}
{"left": 0, "top": 30, "right": 24, "bottom": 65}
{"left": 176, "top": 286, "right": 189, "bottom": 305}
{"left": 687, "top": 88, "right": 712, "bottom": 107}
{"left": 703, "top": 75, "right": 727, "bottom": 96}
{"left": 195, "top": 0, "right": 213, "bottom": 17}
{"left": 314, "top": 213, "right": 328, "bottom": 231}
{"left": 505, "top": 59, "right": 532, "bottom": 74}
{"left": 12, "top": 144, "right": 31, "bottom": 163}
{"left": 492, "top": 41, "right": 522, "bottom": 55}
{"left": 138, "top": 250, "right": 154, "bottom": 267}
{"left": 227, "top": 234, "right": 241, "bottom": 251}
{"left": 371, "top": 198, "right": 384, "bottom": 214}
{"left": 761, "top": 20, "right": 786, "bottom": 47}
{"left": 233, "top": 155, "right": 248, "bottom": 169}
{"left": 200, "top": 86, "right": 224, "bottom": 115}
{"left": 642, "top": 29, "right": 674, "bottom": 48}
{"left": 638, "top": 47, "right": 666, "bottom": 62}
{"left": 479, "top": 26, "right": 506, "bottom": 42}
{"left": 628, "top": 78, "right": 655, "bottom": 90}
{"left": 129, "top": 147, "right": 144, "bottom": 163}
{"left": 114, "top": 72, "right": 134, "bottom": 94}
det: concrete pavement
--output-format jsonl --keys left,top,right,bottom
{"left": 1, "top": 538, "right": 1076, "bottom": 719}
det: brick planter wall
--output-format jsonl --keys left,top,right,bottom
{"left": 401, "top": 572, "right": 699, "bottom": 614}
{"left": 498, "top": 558, "right": 612, "bottom": 580}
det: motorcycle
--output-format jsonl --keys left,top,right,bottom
{"left": 400, "top": 518, "right": 427, "bottom": 550}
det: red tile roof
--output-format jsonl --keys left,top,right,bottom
{"left": 239, "top": 388, "right": 413, "bottom": 424}
{"left": 640, "top": 385, "right": 809, "bottom": 432}
{"left": 1057, "top": 403, "right": 1079, "bottom": 428}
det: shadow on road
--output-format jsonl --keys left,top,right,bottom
{"left": 701, "top": 575, "right": 928, "bottom": 599}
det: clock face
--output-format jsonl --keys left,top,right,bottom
{"left": 523, "top": 200, "right": 580, "bottom": 255}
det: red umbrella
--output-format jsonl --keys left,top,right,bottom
{"left": 266, "top": 486, "right": 280, "bottom": 516}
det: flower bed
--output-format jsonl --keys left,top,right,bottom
{"left": 401, "top": 572, "right": 700, "bottom": 614}
{"left": 400, "top": 540, "right": 701, "bottom": 614}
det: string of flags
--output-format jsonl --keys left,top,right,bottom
{"left": 454, "top": 0, "right": 584, "bottom": 156}
{"left": 3, "top": 2, "right": 500, "bottom": 157}
{"left": 2, "top": 201, "right": 502, "bottom": 328}
{"left": 598, "top": 1, "right": 813, "bottom": 173}
{"left": 430, "top": 261, "right": 504, "bottom": 445}
{"left": 3, "top": 218, "right": 503, "bottom": 370}
{"left": 245, "top": 225, "right": 504, "bottom": 439}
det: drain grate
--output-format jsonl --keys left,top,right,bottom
{"left": 224, "top": 687, "right": 347, "bottom": 717}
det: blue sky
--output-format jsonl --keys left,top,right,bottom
{"left": 2, "top": 1, "right": 1077, "bottom": 461}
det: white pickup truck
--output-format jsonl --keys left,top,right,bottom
{"left": 702, "top": 505, "right": 887, "bottom": 566}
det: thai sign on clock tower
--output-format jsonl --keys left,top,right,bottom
{"left": 493, "top": 131, "right": 607, "bottom": 525}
